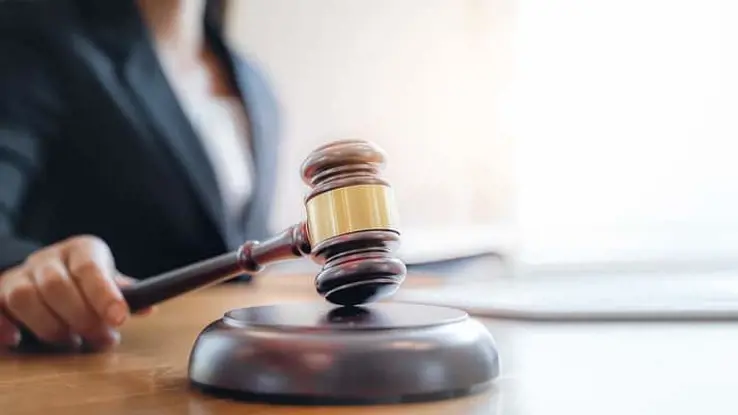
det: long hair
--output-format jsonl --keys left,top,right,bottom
{"left": 70, "top": 0, "right": 229, "bottom": 35}
{"left": 204, "top": 0, "right": 227, "bottom": 33}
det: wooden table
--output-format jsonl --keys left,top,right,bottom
{"left": 2, "top": 273, "right": 738, "bottom": 414}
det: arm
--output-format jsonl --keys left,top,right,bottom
{"left": 0, "top": 10, "right": 148, "bottom": 350}
{"left": 0, "top": 28, "right": 60, "bottom": 273}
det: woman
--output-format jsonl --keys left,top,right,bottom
{"left": 0, "top": 0, "right": 281, "bottom": 350}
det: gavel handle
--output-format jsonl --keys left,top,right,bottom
{"left": 121, "top": 222, "right": 312, "bottom": 313}
{"left": 120, "top": 250, "right": 245, "bottom": 313}
{"left": 14, "top": 223, "right": 311, "bottom": 350}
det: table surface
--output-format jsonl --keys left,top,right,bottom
{"left": 2, "top": 273, "right": 738, "bottom": 415}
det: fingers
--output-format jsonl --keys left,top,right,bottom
{"left": 114, "top": 274, "right": 138, "bottom": 287}
{"left": 0, "top": 269, "right": 21, "bottom": 347}
{"left": 64, "top": 236, "right": 130, "bottom": 327}
{"left": 0, "top": 235, "right": 156, "bottom": 351}
{"left": 29, "top": 260, "right": 114, "bottom": 347}
{"left": 1, "top": 274, "right": 71, "bottom": 344}
{"left": 0, "top": 310, "right": 20, "bottom": 347}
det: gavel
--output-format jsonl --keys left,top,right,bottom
{"left": 120, "top": 139, "right": 407, "bottom": 311}
{"left": 14, "top": 139, "right": 500, "bottom": 406}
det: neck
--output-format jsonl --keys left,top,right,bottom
{"left": 136, "top": 0, "right": 207, "bottom": 59}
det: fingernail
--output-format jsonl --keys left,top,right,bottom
{"left": 99, "top": 329, "right": 121, "bottom": 350}
{"left": 106, "top": 302, "right": 128, "bottom": 326}
{"left": 69, "top": 334, "right": 83, "bottom": 347}
{"left": 2, "top": 330, "right": 21, "bottom": 347}
{"left": 135, "top": 306, "right": 156, "bottom": 316}
{"left": 82, "top": 329, "right": 120, "bottom": 352}
{"left": 51, "top": 334, "right": 82, "bottom": 351}
{"left": 110, "top": 330, "right": 121, "bottom": 345}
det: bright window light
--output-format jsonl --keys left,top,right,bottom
{"left": 503, "top": 0, "right": 738, "bottom": 266}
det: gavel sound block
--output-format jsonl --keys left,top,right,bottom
{"left": 24, "top": 140, "right": 501, "bottom": 404}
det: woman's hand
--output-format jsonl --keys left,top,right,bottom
{"left": 0, "top": 235, "right": 151, "bottom": 350}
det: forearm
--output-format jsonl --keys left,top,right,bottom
{"left": 1, "top": 31, "right": 62, "bottom": 275}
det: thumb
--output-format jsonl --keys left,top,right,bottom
{"left": 114, "top": 274, "right": 139, "bottom": 287}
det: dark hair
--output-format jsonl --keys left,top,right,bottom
{"left": 205, "top": 0, "right": 227, "bottom": 32}
{"left": 70, "top": 0, "right": 228, "bottom": 35}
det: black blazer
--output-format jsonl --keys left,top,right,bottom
{"left": 0, "top": 1, "right": 282, "bottom": 279}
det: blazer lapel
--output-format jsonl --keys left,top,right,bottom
{"left": 206, "top": 23, "right": 282, "bottom": 243}
{"left": 74, "top": 0, "right": 276, "bottom": 249}
{"left": 121, "top": 36, "right": 234, "bottom": 247}
{"left": 74, "top": 1, "right": 233, "bottom": 246}
{"left": 83, "top": 4, "right": 281, "bottom": 249}
{"left": 236, "top": 60, "right": 281, "bottom": 242}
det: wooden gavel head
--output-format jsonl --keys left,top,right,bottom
{"left": 299, "top": 139, "right": 407, "bottom": 306}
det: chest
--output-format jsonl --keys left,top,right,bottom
{"left": 156, "top": 49, "right": 255, "bottom": 220}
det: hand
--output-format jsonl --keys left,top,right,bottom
{"left": 0, "top": 235, "right": 152, "bottom": 350}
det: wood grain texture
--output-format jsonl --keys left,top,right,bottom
{"left": 0, "top": 274, "right": 502, "bottom": 415}
{"left": 11, "top": 271, "right": 736, "bottom": 415}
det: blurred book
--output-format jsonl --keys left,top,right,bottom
{"left": 395, "top": 269, "right": 738, "bottom": 321}
{"left": 395, "top": 224, "right": 515, "bottom": 265}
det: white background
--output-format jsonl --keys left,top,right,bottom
{"left": 227, "top": 0, "right": 738, "bottom": 267}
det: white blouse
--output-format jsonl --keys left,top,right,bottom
{"left": 157, "top": 51, "right": 255, "bottom": 225}
{"left": 187, "top": 95, "right": 254, "bottom": 223}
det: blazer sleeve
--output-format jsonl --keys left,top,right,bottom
{"left": 0, "top": 23, "right": 64, "bottom": 273}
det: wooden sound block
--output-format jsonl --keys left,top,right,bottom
{"left": 188, "top": 302, "right": 500, "bottom": 405}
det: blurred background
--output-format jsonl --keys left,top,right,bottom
{"left": 226, "top": 0, "right": 513, "bottom": 267}
{"left": 223, "top": 0, "right": 738, "bottom": 277}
